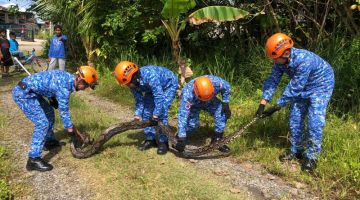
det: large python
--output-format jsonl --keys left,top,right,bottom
{"left": 70, "top": 117, "right": 259, "bottom": 159}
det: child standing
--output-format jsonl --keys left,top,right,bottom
{"left": 9, "top": 32, "right": 25, "bottom": 60}
{"left": 48, "top": 25, "right": 67, "bottom": 70}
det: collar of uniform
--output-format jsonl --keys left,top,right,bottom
{"left": 70, "top": 75, "right": 76, "bottom": 92}
{"left": 138, "top": 70, "right": 145, "bottom": 87}
{"left": 287, "top": 47, "right": 301, "bottom": 69}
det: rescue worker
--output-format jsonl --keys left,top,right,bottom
{"left": 114, "top": 61, "right": 178, "bottom": 155}
{"left": 256, "top": 33, "right": 335, "bottom": 172}
{"left": 174, "top": 75, "right": 232, "bottom": 153}
{"left": 12, "top": 66, "right": 99, "bottom": 172}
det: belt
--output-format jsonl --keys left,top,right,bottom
{"left": 17, "top": 81, "right": 27, "bottom": 90}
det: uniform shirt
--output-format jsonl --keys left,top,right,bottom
{"left": 178, "top": 75, "right": 231, "bottom": 136}
{"left": 131, "top": 66, "right": 178, "bottom": 117}
{"left": 21, "top": 70, "right": 75, "bottom": 129}
{"left": 262, "top": 48, "right": 334, "bottom": 107}
{"left": 48, "top": 35, "right": 68, "bottom": 58}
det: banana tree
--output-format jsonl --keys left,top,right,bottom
{"left": 161, "top": 0, "right": 195, "bottom": 69}
{"left": 161, "top": 1, "right": 249, "bottom": 86}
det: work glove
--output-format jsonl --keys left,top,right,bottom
{"left": 68, "top": 127, "right": 80, "bottom": 146}
{"left": 68, "top": 126, "right": 92, "bottom": 147}
{"left": 59, "top": 37, "right": 66, "bottom": 42}
{"left": 149, "top": 116, "right": 159, "bottom": 126}
{"left": 261, "top": 105, "right": 281, "bottom": 118}
{"left": 255, "top": 104, "right": 266, "bottom": 117}
{"left": 173, "top": 136, "right": 186, "bottom": 152}
{"left": 221, "top": 102, "right": 232, "bottom": 119}
{"left": 48, "top": 97, "right": 58, "bottom": 109}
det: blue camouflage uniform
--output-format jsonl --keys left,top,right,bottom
{"left": 262, "top": 47, "right": 335, "bottom": 160}
{"left": 178, "top": 75, "right": 231, "bottom": 138}
{"left": 12, "top": 70, "right": 75, "bottom": 158}
{"left": 131, "top": 66, "right": 178, "bottom": 143}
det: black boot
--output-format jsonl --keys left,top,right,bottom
{"left": 43, "top": 140, "right": 61, "bottom": 151}
{"left": 138, "top": 140, "right": 157, "bottom": 151}
{"left": 279, "top": 152, "right": 303, "bottom": 162}
{"left": 302, "top": 159, "right": 317, "bottom": 172}
{"left": 26, "top": 157, "right": 53, "bottom": 172}
{"left": 211, "top": 133, "right": 231, "bottom": 153}
{"left": 157, "top": 142, "right": 169, "bottom": 155}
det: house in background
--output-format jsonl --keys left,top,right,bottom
{"left": 0, "top": 3, "right": 38, "bottom": 41}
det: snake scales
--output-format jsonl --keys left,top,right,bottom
{"left": 70, "top": 117, "right": 259, "bottom": 159}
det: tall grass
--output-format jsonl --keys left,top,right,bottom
{"left": 315, "top": 36, "right": 360, "bottom": 116}
{"left": 52, "top": 96, "right": 249, "bottom": 199}
{"left": 0, "top": 147, "right": 12, "bottom": 200}
{"left": 92, "top": 40, "right": 360, "bottom": 198}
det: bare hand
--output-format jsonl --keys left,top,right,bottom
{"left": 134, "top": 116, "right": 142, "bottom": 122}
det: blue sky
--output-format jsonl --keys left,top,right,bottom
{"left": 0, "top": 0, "right": 33, "bottom": 9}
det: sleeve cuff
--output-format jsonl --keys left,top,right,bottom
{"left": 276, "top": 99, "right": 286, "bottom": 107}
{"left": 64, "top": 123, "right": 73, "bottom": 129}
{"left": 178, "top": 131, "right": 187, "bottom": 138}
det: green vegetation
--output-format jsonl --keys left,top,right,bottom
{"left": 90, "top": 53, "right": 360, "bottom": 199}
{"left": 52, "top": 96, "right": 248, "bottom": 199}
{"left": 0, "top": 147, "right": 12, "bottom": 200}
{"left": 32, "top": 0, "right": 360, "bottom": 199}
{"left": 0, "top": 114, "right": 13, "bottom": 199}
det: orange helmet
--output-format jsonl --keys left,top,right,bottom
{"left": 265, "top": 33, "right": 294, "bottom": 59}
{"left": 114, "top": 61, "right": 139, "bottom": 85}
{"left": 77, "top": 66, "right": 99, "bottom": 86}
{"left": 193, "top": 76, "right": 214, "bottom": 101}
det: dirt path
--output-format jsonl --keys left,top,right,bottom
{"left": 0, "top": 76, "right": 93, "bottom": 200}
{"left": 75, "top": 91, "right": 318, "bottom": 200}
{"left": 0, "top": 72, "right": 316, "bottom": 199}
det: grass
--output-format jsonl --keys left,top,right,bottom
{"left": 0, "top": 112, "right": 31, "bottom": 200}
{"left": 0, "top": 114, "right": 12, "bottom": 200}
{"left": 7, "top": 41, "right": 360, "bottom": 198}
{"left": 90, "top": 53, "right": 360, "bottom": 199}
{"left": 51, "top": 96, "right": 249, "bottom": 200}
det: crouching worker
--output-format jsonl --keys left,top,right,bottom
{"left": 174, "top": 75, "right": 232, "bottom": 153}
{"left": 256, "top": 33, "right": 334, "bottom": 172}
{"left": 12, "top": 66, "right": 99, "bottom": 172}
{"left": 114, "top": 61, "right": 178, "bottom": 155}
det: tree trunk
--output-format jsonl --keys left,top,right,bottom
{"left": 332, "top": 0, "right": 357, "bottom": 35}
{"left": 265, "top": 0, "right": 281, "bottom": 33}
{"left": 342, "top": 3, "right": 360, "bottom": 35}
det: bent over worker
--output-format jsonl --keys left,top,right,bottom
{"left": 114, "top": 61, "right": 178, "bottom": 155}
{"left": 256, "top": 33, "right": 335, "bottom": 172}
{"left": 12, "top": 66, "right": 98, "bottom": 172}
{"left": 174, "top": 75, "right": 232, "bottom": 153}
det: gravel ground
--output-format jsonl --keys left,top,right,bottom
{"left": 0, "top": 78, "right": 93, "bottom": 200}
{"left": 75, "top": 91, "right": 318, "bottom": 200}
{"left": 0, "top": 75, "right": 318, "bottom": 200}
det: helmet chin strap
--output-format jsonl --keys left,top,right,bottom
{"left": 132, "top": 71, "right": 140, "bottom": 86}
{"left": 282, "top": 56, "right": 290, "bottom": 65}
{"left": 280, "top": 49, "right": 291, "bottom": 65}
{"left": 74, "top": 76, "right": 87, "bottom": 91}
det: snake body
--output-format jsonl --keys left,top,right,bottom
{"left": 70, "top": 121, "right": 151, "bottom": 159}
{"left": 70, "top": 118, "right": 259, "bottom": 159}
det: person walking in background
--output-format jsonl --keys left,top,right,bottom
{"left": 48, "top": 25, "right": 67, "bottom": 70}
{"left": 0, "top": 29, "right": 14, "bottom": 77}
{"left": 255, "top": 33, "right": 335, "bottom": 172}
